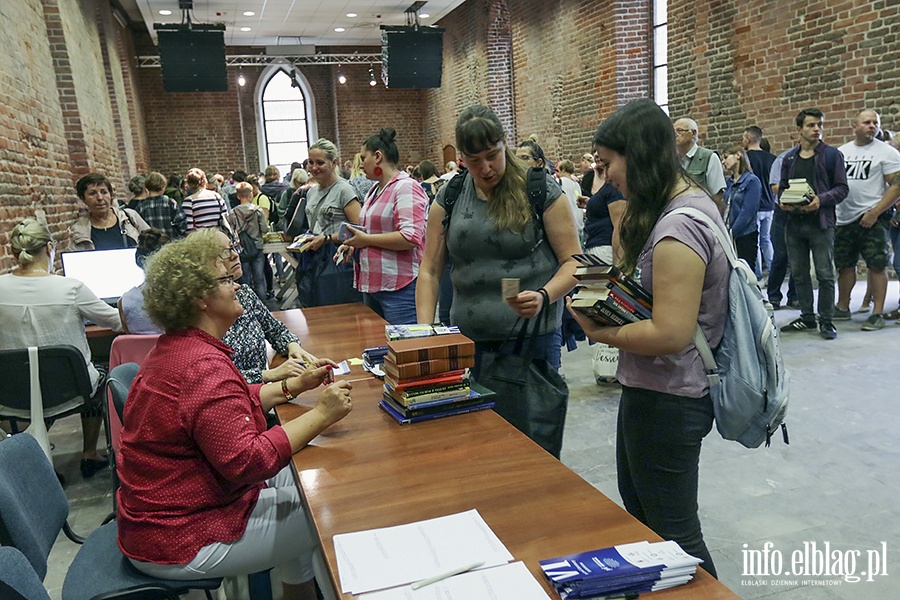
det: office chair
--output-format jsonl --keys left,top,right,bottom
{"left": 0, "top": 433, "right": 223, "bottom": 600}
{"left": 0, "top": 345, "right": 94, "bottom": 461}
{"left": 0, "top": 546, "right": 52, "bottom": 600}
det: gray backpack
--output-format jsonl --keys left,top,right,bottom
{"left": 666, "top": 207, "right": 790, "bottom": 448}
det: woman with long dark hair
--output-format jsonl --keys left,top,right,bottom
{"left": 336, "top": 128, "right": 427, "bottom": 324}
{"left": 567, "top": 98, "right": 729, "bottom": 577}
{"left": 721, "top": 144, "right": 762, "bottom": 272}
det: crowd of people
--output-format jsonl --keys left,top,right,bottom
{"left": 2, "top": 100, "right": 900, "bottom": 597}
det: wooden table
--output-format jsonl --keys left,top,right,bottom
{"left": 274, "top": 305, "right": 738, "bottom": 600}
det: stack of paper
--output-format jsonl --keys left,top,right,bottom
{"left": 335, "top": 509, "right": 549, "bottom": 599}
{"left": 539, "top": 540, "right": 702, "bottom": 599}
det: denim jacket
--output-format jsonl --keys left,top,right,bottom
{"left": 779, "top": 142, "right": 849, "bottom": 229}
{"left": 725, "top": 172, "right": 761, "bottom": 238}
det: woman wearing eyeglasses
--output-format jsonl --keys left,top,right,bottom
{"left": 0, "top": 218, "right": 122, "bottom": 479}
{"left": 117, "top": 228, "right": 351, "bottom": 600}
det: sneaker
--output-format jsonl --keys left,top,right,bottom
{"left": 856, "top": 301, "right": 872, "bottom": 314}
{"left": 862, "top": 314, "right": 885, "bottom": 331}
{"left": 832, "top": 306, "right": 852, "bottom": 321}
{"left": 819, "top": 322, "right": 837, "bottom": 340}
{"left": 781, "top": 318, "right": 817, "bottom": 332}
{"left": 887, "top": 308, "right": 900, "bottom": 320}
{"left": 786, "top": 299, "right": 800, "bottom": 309}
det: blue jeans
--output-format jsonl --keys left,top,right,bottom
{"left": 362, "top": 280, "right": 418, "bottom": 325}
{"left": 785, "top": 215, "right": 836, "bottom": 324}
{"left": 617, "top": 385, "right": 717, "bottom": 578}
{"left": 240, "top": 254, "right": 267, "bottom": 301}
{"left": 767, "top": 209, "right": 797, "bottom": 305}
{"left": 471, "top": 327, "right": 562, "bottom": 380}
{"left": 756, "top": 210, "right": 774, "bottom": 275}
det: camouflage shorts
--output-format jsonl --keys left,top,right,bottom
{"left": 833, "top": 216, "right": 889, "bottom": 270}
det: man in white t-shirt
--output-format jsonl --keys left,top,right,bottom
{"left": 834, "top": 109, "right": 900, "bottom": 330}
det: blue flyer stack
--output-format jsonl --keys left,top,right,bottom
{"left": 378, "top": 326, "right": 495, "bottom": 424}
{"left": 539, "top": 540, "right": 703, "bottom": 599}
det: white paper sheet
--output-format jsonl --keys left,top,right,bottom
{"left": 359, "top": 562, "right": 551, "bottom": 600}
{"left": 334, "top": 509, "right": 514, "bottom": 595}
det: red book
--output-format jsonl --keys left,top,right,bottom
{"left": 385, "top": 369, "right": 468, "bottom": 391}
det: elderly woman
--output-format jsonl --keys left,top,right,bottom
{"left": 117, "top": 229, "right": 351, "bottom": 600}
{"left": 1, "top": 218, "right": 122, "bottom": 477}
{"left": 68, "top": 173, "right": 149, "bottom": 251}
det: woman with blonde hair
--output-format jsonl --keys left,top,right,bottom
{"left": 117, "top": 228, "right": 351, "bottom": 600}
{"left": 348, "top": 152, "right": 375, "bottom": 200}
{"left": 0, "top": 217, "right": 122, "bottom": 478}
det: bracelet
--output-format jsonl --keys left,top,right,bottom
{"left": 281, "top": 378, "right": 296, "bottom": 401}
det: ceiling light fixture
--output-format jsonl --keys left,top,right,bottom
{"left": 334, "top": 27, "right": 345, "bottom": 32}
{"left": 159, "top": 9, "right": 172, "bottom": 15}
{"left": 238, "top": 73, "right": 246, "bottom": 87}
{"left": 420, "top": 13, "right": 430, "bottom": 18}
{"left": 240, "top": 26, "right": 251, "bottom": 31}
{"left": 243, "top": 11, "right": 255, "bottom": 16}
{"left": 369, "top": 66, "right": 377, "bottom": 87}
{"left": 337, "top": 63, "right": 346, "bottom": 85}
{"left": 346, "top": 13, "right": 357, "bottom": 18}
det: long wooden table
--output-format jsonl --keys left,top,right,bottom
{"left": 274, "top": 305, "right": 738, "bottom": 599}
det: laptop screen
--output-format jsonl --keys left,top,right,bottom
{"left": 61, "top": 248, "right": 145, "bottom": 302}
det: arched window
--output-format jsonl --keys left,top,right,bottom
{"left": 257, "top": 67, "right": 317, "bottom": 177}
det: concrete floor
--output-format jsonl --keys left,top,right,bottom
{"left": 27, "top": 280, "right": 900, "bottom": 599}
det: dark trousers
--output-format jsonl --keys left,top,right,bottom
{"left": 734, "top": 231, "right": 758, "bottom": 274}
{"left": 767, "top": 209, "right": 797, "bottom": 305}
{"left": 617, "top": 385, "right": 717, "bottom": 577}
{"left": 785, "top": 216, "right": 836, "bottom": 324}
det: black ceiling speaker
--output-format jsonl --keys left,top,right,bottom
{"left": 156, "top": 27, "right": 227, "bottom": 93}
{"left": 381, "top": 25, "right": 444, "bottom": 89}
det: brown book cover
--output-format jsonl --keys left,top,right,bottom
{"left": 386, "top": 333, "right": 476, "bottom": 364}
{"left": 384, "top": 355, "right": 475, "bottom": 380}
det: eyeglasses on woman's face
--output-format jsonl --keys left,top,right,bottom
{"left": 215, "top": 275, "right": 236, "bottom": 286}
{"left": 219, "top": 241, "right": 242, "bottom": 260}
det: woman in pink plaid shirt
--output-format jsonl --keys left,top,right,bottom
{"left": 336, "top": 128, "right": 428, "bottom": 324}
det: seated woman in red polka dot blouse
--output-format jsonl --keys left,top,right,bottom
{"left": 116, "top": 228, "right": 352, "bottom": 600}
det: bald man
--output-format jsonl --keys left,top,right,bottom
{"left": 674, "top": 117, "right": 726, "bottom": 213}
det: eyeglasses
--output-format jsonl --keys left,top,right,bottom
{"left": 215, "top": 275, "right": 236, "bottom": 286}
{"left": 219, "top": 242, "right": 242, "bottom": 260}
{"left": 674, "top": 128, "right": 693, "bottom": 135}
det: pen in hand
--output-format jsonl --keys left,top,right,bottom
{"left": 410, "top": 561, "right": 485, "bottom": 590}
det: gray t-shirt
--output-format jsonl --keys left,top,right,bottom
{"left": 305, "top": 179, "right": 358, "bottom": 237}
{"left": 436, "top": 173, "right": 564, "bottom": 341}
{"left": 617, "top": 190, "right": 729, "bottom": 398}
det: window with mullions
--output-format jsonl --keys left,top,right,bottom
{"left": 652, "top": 0, "right": 668, "bottom": 114}
{"left": 261, "top": 70, "right": 310, "bottom": 177}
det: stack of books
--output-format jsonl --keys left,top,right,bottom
{"left": 379, "top": 333, "right": 494, "bottom": 424}
{"left": 779, "top": 178, "right": 814, "bottom": 205}
{"left": 569, "top": 254, "right": 652, "bottom": 326}
{"left": 540, "top": 540, "right": 703, "bottom": 599}
{"left": 385, "top": 323, "right": 461, "bottom": 341}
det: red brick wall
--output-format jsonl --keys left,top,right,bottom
{"left": 668, "top": 0, "right": 900, "bottom": 155}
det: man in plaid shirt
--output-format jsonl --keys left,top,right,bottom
{"left": 134, "top": 171, "right": 187, "bottom": 239}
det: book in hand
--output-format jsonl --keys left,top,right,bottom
{"left": 540, "top": 540, "right": 702, "bottom": 599}
{"left": 287, "top": 233, "right": 316, "bottom": 252}
{"left": 780, "top": 178, "right": 814, "bottom": 205}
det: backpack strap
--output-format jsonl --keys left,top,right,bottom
{"left": 440, "top": 168, "right": 469, "bottom": 232}
{"left": 660, "top": 206, "right": 741, "bottom": 385}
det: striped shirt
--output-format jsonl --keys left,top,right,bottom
{"left": 183, "top": 189, "right": 228, "bottom": 231}
{"left": 355, "top": 172, "right": 427, "bottom": 293}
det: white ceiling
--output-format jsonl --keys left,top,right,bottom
{"left": 118, "top": 0, "right": 466, "bottom": 47}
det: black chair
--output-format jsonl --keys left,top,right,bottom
{"left": 0, "top": 546, "right": 52, "bottom": 600}
{"left": 0, "top": 345, "right": 93, "bottom": 435}
{"left": 0, "top": 433, "right": 223, "bottom": 600}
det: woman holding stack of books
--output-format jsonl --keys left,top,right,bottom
{"left": 567, "top": 98, "right": 729, "bottom": 578}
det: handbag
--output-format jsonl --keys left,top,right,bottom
{"left": 474, "top": 290, "right": 569, "bottom": 458}
{"left": 295, "top": 240, "right": 361, "bottom": 307}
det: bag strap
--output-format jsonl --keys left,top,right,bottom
{"left": 440, "top": 168, "right": 469, "bottom": 232}
{"left": 659, "top": 206, "right": 737, "bottom": 383}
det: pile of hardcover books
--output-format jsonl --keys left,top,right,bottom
{"left": 378, "top": 332, "right": 494, "bottom": 424}
{"left": 570, "top": 254, "right": 652, "bottom": 326}
{"left": 540, "top": 540, "right": 703, "bottom": 599}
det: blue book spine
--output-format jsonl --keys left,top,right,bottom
{"left": 378, "top": 399, "right": 494, "bottom": 424}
